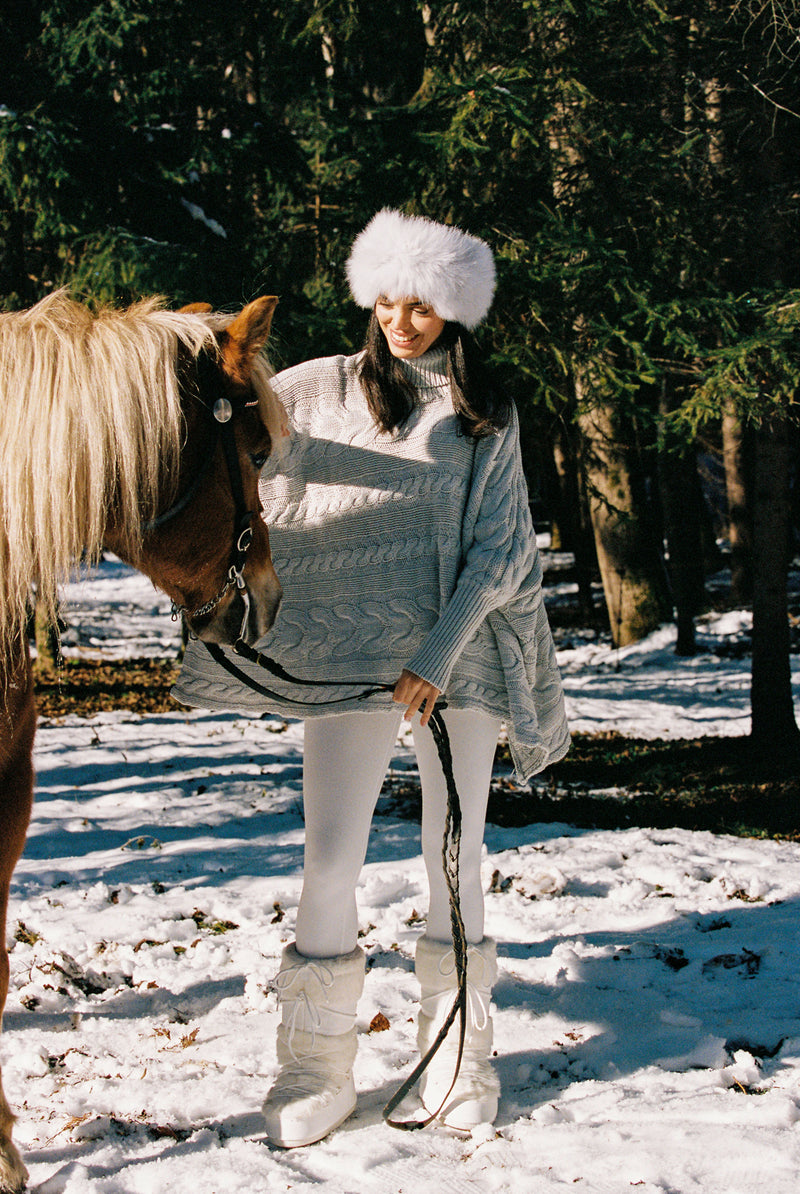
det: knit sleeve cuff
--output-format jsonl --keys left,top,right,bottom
{"left": 404, "top": 577, "right": 494, "bottom": 692}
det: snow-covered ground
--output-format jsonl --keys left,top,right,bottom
{"left": 3, "top": 557, "right": 800, "bottom": 1193}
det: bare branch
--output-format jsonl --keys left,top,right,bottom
{"left": 738, "top": 70, "right": 800, "bottom": 119}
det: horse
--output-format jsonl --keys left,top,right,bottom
{"left": 0, "top": 289, "right": 287, "bottom": 1193}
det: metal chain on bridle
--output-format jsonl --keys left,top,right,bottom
{"left": 201, "top": 636, "right": 470, "bottom": 1130}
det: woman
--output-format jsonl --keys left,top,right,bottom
{"left": 174, "top": 210, "right": 570, "bottom": 1147}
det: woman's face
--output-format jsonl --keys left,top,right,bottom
{"left": 375, "top": 297, "right": 446, "bottom": 359}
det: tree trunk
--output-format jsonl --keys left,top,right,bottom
{"left": 552, "top": 422, "right": 597, "bottom": 617}
{"left": 722, "top": 398, "right": 754, "bottom": 605}
{"left": 658, "top": 378, "right": 706, "bottom": 655}
{"left": 541, "top": 14, "right": 669, "bottom": 646}
{"left": 578, "top": 396, "right": 670, "bottom": 647}
{"left": 750, "top": 415, "right": 799, "bottom": 758}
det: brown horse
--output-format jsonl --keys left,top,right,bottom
{"left": 0, "top": 290, "right": 286, "bottom": 1192}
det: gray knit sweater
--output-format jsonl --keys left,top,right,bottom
{"left": 173, "top": 346, "right": 570, "bottom": 779}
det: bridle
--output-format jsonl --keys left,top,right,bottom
{"left": 142, "top": 352, "right": 260, "bottom": 630}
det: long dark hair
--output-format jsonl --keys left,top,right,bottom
{"left": 356, "top": 313, "right": 511, "bottom": 439}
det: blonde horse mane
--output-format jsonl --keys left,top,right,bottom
{"left": 0, "top": 289, "right": 279, "bottom": 659}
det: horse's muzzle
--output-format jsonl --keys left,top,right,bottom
{"left": 195, "top": 579, "right": 281, "bottom": 647}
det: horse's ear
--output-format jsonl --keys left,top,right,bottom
{"left": 178, "top": 301, "right": 214, "bottom": 314}
{"left": 219, "top": 295, "right": 279, "bottom": 385}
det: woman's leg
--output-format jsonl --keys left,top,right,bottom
{"left": 295, "top": 708, "right": 403, "bottom": 958}
{"left": 263, "top": 707, "right": 403, "bottom": 1147}
{"left": 411, "top": 707, "right": 501, "bottom": 944}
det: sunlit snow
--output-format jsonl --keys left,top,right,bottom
{"left": 3, "top": 555, "right": 799, "bottom": 1193}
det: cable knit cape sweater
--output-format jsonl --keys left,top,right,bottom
{"left": 173, "top": 346, "right": 570, "bottom": 780}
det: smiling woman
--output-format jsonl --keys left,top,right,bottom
{"left": 174, "top": 209, "right": 570, "bottom": 1149}
{"left": 374, "top": 297, "right": 446, "bottom": 358}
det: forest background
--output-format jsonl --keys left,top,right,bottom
{"left": 1, "top": 0, "right": 799, "bottom": 764}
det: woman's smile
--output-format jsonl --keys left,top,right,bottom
{"left": 389, "top": 328, "right": 418, "bottom": 349}
{"left": 376, "top": 297, "right": 446, "bottom": 359}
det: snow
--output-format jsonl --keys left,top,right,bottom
{"left": 3, "top": 556, "right": 800, "bottom": 1193}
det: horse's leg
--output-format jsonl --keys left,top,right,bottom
{"left": 0, "top": 650, "right": 35, "bottom": 1193}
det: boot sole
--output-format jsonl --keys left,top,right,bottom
{"left": 263, "top": 1093, "right": 357, "bottom": 1149}
{"left": 424, "top": 1094, "right": 498, "bottom": 1131}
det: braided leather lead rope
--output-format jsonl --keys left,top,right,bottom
{"left": 381, "top": 703, "right": 469, "bottom": 1130}
{"left": 201, "top": 640, "right": 470, "bottom": 1128}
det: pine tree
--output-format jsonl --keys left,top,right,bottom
{"left": 3, "top": 1, "right": 797, "bottom": 755}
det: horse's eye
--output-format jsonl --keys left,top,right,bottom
{"left": 250, "top": 449, "right": 269, "bottom": 470}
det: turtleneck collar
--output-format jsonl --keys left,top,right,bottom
{"left": 398, "top": 344, "right": 450, "bottom": 392}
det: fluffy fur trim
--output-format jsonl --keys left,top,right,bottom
{"left": 346, "top": 210, "right": 495, "bottom": 329}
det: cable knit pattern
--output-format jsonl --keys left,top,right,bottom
{"left": 173, "top": 347, "right": 570, "bottom": 779}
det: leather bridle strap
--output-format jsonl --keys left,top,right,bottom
{"left": 142, "top": 353, "right": 232, "bottom": 533}
{"left": 147, "top": 357, "right": 258, "bottom": 624}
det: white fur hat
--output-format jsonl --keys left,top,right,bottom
{"left": 345, "top": 209, "right": 496, "bottom": 329}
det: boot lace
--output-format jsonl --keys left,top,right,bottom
{"left": 274, "top": 958, "right": 354, "bottom": 1060}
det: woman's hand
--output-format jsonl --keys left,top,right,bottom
{"left": 392, "top": 669, "right": 442, "bottom": 727}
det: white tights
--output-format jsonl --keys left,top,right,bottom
{"left": 295, "top": 707, "right": 501, "bottom": 958}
